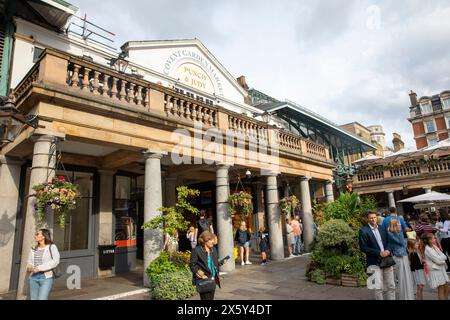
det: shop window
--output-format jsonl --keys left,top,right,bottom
{"left": 53, "top": 171, "right": 93, "bottom": 251}
{"left": 447, "top": 117, "right": 450, "bottom": 129}
{"left": 114, "top": 175, "right": 142, "bottom": 248}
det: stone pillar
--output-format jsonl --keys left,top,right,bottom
{"left": 0, "top": 156, "right": 23, "bottom": 294}
{"left": 98, "top": 170, "right": 115, "bottom": 277}
{"left": 387, "top": 191, "right": 396, "bottom": 209}
{"left": 142, "top": 151, "right": 166, "bottom": 287}
{"left": 164, "top": 177, "right": 177, "bottom": 207}
{"left": 300, "top": 176, "right": 314, "bottom": 253}
{"left": 266, "top": 173, "right": 284, "bottom": 260}
{"left": 424, "top": 188, "right": 432, "bottom": 194}
{"left": 17, "top": 135, "right": 57, "bottom": 299}
{"left": 325, "top": 180, "right": 334, "bottom": 203}
{"left": 216, "top": 164, "right": 235, "bottom": 272}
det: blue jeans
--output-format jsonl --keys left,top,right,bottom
{"left": 29, "top": 273, "right": 54, "bottom": 300}
{"left": 294, "top": 236, "right": 301, "bottom": 254}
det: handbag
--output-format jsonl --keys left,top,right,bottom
{"left": 379, "top": 255, "right": 396, "bottom": 269}
{"left": 196, "top": 277, "right": 216, "bottom": 294}
{"left": 49, "top": 244, "right": 62, "bottom": 278}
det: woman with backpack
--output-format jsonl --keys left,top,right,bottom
{"left": 195, "top": 210, "right": 214, "bottom": 241}
{"left": 26, "top": 228, "right": 60, "bottom": 300}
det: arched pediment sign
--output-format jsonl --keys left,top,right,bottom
{"left": 163, "top": 49, "right": 224, "bottom": 96}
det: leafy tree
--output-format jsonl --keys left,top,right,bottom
{"left": 142, "top": 186, "right": 200, "bottom": 241}
{"left": 323, "top": 192, "right": 376, "bottom": 230}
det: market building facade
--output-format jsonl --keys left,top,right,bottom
{"left": 0, "top": 0, "right": 374, "bottom": 298}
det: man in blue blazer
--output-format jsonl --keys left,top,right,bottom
{"left": 359, "top": 211, "right": 396, "bottom": 300}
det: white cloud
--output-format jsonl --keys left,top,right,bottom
{"left": 70, "top": 0, "right": 450, "bottom": 149}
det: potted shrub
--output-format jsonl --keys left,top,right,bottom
{"left": 146, "top": 251, "right": 196, "bottom": 300}
{"left": 32, "top": 175, "right": 81, "bottom": 228}
{"left": 308, "top": 219, "right": 367, "bottom": 287}
{"left": 228, "top": 191, "right": 253, "bottom": 217}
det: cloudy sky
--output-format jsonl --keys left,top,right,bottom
{"left": 70, "top": 0, "right": 450, "bottom": 149}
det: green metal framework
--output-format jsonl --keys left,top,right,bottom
{"left": 248, "top": 89, "right": 375, "bottom": 188}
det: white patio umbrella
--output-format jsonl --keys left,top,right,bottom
{"left": 353, "top": 154, "right": 381, "bottom": 165}
{"left": 379, "top": 147, "right": 418, "bottom": 164}
{"left": 421, "top": 138, "right": 450, "bottom": 156}
{"left": 398, "top": 191, "right": 450, "bottom": 203}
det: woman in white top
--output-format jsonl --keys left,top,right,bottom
{"left": 437, "top": 209, "right": 450, "bottom": 272}
{"left": 422, "top": 233, "right": 449, "bottom": 300}
{"left": 187, "top": 226, "right": 197, "bottom": 249}
{"left": 26, "top": 229, "right": 60, "bottom": 300}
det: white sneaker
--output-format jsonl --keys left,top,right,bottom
{"left": 241, "top": 261, "right": 245, "bottom": 266}
{"left": 245, "top": 261, "right": 252, "bottom": 265}
{"left": 289, "top": 254, "right": 295, "bottom": 258}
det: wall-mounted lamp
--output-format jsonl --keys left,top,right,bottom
{"left": 0, "top": 94, "right": 39, "bottom": 146}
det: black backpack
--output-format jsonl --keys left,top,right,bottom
{"left": 197, "top": 219, "right": 210, "bottom": 235}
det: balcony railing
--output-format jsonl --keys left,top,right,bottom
{"left": 13, "top": 48, "right": 331, "bottom": 164}
{"left": 354, "top": 159, "right": 450, "bottom": 184}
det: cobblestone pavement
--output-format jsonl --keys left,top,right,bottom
{"left": 121, "top": 254, "right": 440, "bottom": 300}
{"left": 1, "top": 254, "right": 441, "bottom": 300}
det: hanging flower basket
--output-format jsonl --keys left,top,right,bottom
{"left": 279, "top": 195, "right": 299, "bottom": 215}
{"left": 228, "top": 191, "right": 253, "bottom": 217}
{"left": 32, "top": 175, "right": 81, "bottom": 228}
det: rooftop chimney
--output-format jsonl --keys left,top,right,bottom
{"left": 392, "top": 133, "right": 405, "bottom": 152}
{"left": 409, "top": 90, "right": 417, "bottom": 107}
{"left": 237, "top": 75, "right": 249, "bottom": 91}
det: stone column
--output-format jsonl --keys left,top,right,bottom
{"left": 300, "top": 176, "right": 314, "bottom": 253}
{"left": 216, "top": 164, "right": 235, "bottom": 272}
{"left": 266, "top": 173, "right": 284, "bottom": 260}
{"left": 325, "top": 180, "right": 334, "bottom": 203}
{"left": 164, "top": 177, "right": 177, "bottom": 207}
{"left": 387, "top": 191, "right": 396, "bottom": 209}
{"left": 142, "top": 151, "right": 166, "bottom": 287}
{"left": 0, "top": 156, "right": 23, "bottom": 294}
{"left": 98, "top": 170, "right": 115, "bottom": 277}
{"left": 17, "top": 135, "right": 57, "bottom": 299}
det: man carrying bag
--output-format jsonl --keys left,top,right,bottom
{"left": 359, "top": 211, "right": 396, "bottom": 300}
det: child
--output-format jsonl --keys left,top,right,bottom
{"left": 422, "top": 233, "right": 449, "bottom": 300}
{"left": 407, "top": 239, "right": 426, "bottom": 300}
{"left": 186, "top": 226, "right": 197, "bottom": 249}
{"left": 258, "top": 228, "right": 269, "bottom": 265}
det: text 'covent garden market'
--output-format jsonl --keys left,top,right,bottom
{"left": 0, "top": 0, "right": 374, "bottom": 298}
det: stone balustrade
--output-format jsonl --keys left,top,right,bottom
{"left": 356, "top": 169, "right": 385, "bottom": 182}
{"left": 12, "top": 48, "right": 331, "bottom": 164}
{"left": 428, "top": 160, "right": 450, "bottom": 173}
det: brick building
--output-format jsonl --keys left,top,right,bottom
{"left": 408, "top": 90, "right": 450, "bottom": 149}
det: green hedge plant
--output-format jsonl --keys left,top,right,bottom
{"left": 308, "top": 219, "right": 367, "bottom": 285}
{"left": 146, "top": 251, "right": 196, "bottom": 300}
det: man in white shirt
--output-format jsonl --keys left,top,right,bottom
{"left": 359, "top": 211, "right": 396, "bottom": 300}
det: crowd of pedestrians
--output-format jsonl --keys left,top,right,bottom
{"left": 359, "top": 207, "right": 450, "bottom": 300}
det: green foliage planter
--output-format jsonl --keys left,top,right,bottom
{"left": 307, "top": 219, "right": 367, "bottom": 287}
{"left": 146, "top": 251, "right": 196, "bottom": 300}
{"left": 151, "top": 269, "right": 196, "bottom": 300}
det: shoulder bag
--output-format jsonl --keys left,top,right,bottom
{"left": 49, "top": 244, "right": 62, "bottom": 278}
{"left": 196, "top": 277, "right": 216, "bottom": 293}
{"left": 379, "top": 255, "right": 396, "bottom": 269}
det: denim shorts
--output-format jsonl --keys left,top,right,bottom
{"left": 238, "top": 242, "right": 250, "bottom": 248}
